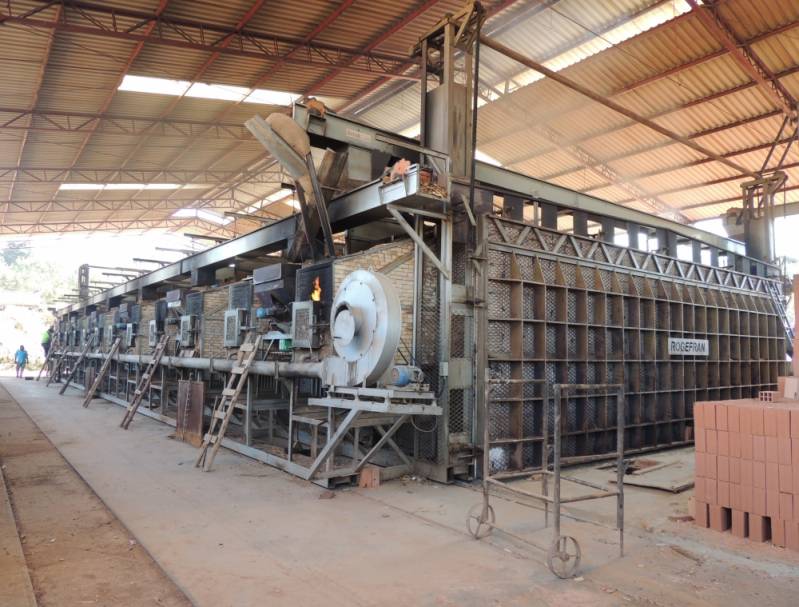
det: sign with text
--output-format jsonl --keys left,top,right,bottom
{"left": 668, "top": 338, "right": 709, "bottom": 356}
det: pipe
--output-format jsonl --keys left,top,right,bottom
{"left": 66, "top": 351, "right": 325, "bottom": 379}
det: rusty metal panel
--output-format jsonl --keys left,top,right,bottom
{"left": 176, "top": 380, "right": 205, "bottom": 447}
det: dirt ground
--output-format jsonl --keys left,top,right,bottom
{"left": 0, "top": 384, "right": 192, "bottom": 607}
{"left": 2, "top": 377, "right": 799, "bottom": 606}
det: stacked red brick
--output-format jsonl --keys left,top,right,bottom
{"left": 694, "top": 398, "right": 799, "bottom": 550}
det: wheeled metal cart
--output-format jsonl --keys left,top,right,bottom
{"left": 467, "top": 381, "right": 626, "bottom": 578}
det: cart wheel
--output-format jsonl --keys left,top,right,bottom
{"left": 547, "top": 535, "right": 581, "bottom": 579}
{"left": 466, "top": 503, "right": 495, "bottom": 539}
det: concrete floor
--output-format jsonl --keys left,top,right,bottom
{"left": 3, "top": 377, "right": 799, "bottom": 606}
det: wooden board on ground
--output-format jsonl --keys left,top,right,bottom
{"left": 610, "top": 451, "right": 695, "bottom": 493}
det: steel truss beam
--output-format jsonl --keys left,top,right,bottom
{"left": 1, "top": 0, "right": 418, "bottom": 82}
{"left": 0, "top": 106, "right": 254, "bottom": 139}
{"left": 0, "top": 167, "right": 283, "bottom": 184}
{"left": 686, "top": 0, "right": 797, "bottom": 120}
{"left": 0, "top": 217, "right": 236, "bottom": 236}
{"left": 0, "top": 198, "right": 238, "bottom": 214}
{"left": 477, "top": 20, "right": 799, "bottom": 151}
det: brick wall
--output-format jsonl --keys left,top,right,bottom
{"left": 201, "top": 287, "right": 229, "bottom": 358}
{"left": 137, "top": 302, "right": 155, "bottom": 354}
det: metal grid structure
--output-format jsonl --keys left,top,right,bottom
{"left": 482, "top": 214, "right": 788, "bottom": 475}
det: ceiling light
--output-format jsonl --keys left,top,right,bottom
{"left": 59, "top": 183, "right": 104, "bottom": 190}
{"left": 119, "top": 75, "right": 191, "bottom": 96}
{"left": 245, "top": 89, "right": 299, "bottom": 106}
{"left": 172, "top": 208, "right": 233, "bottom": 225}
{"left": 119, "top": 75, "right": 298, "bottom": 106}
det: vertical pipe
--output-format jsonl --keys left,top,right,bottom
{"left": 542, "top": 380, "right": 549, "bottom": 527}
{"left": 553, "top": 384, "right": 562, "bottom": 540}
{"left": 616, "top": 386, "right": 625, "bottom": 557}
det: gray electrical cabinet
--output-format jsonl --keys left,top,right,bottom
{"left": 223, "top": 309, "right": 247, "bottom": 348}
{"left": 179, "top": 315, "right": 196, "bottom": 348}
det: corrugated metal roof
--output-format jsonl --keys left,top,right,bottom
{"left": 2, "top": 0, "right": 799, "bottom": 237}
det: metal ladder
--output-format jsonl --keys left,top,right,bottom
{"left": 766, "top": 279, "right": 794, "bottom": 344}
{"left": 82, "top": 337, "right": 122, "bottom": 407}
{"left": 36, "top": 337, "right": 60, "bottom": 381}
{"left": 195, "top": 332, "right": 263, "bottom": 472}
{"left": 120, "top": 334, "right": 169, "bottom": 429}
{"left": 57, "top": 335, "right": 96, "bottom": 395}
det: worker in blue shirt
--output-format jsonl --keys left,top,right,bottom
{"left": 14, "top": 345, "right": 28, "bottom": 378}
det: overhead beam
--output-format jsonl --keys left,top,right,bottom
{"left": 479, "top": 34, "right": 757, "bottom": 179}
{"left": 0, "top": 167, "right": 281, "bottom": 184}
{"left": 0, "top": 106, "right": 253, "bottom": 139}
{"left": 0, "top": 0, "right": 417, "bottom": 81}
{"left": 0, "top": 217, "right": 236, "bottom": 236}
{"left": 685, "top": 0, "right": 797, "bottom": 120}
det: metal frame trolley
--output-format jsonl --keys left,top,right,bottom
{"left": 467, "top": 381, "right": 626, "bottom": 578}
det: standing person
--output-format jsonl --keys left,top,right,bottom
{"left": 41, "top": 326, "right": 53, "bottom": 357}
{"left": 14, "top": 345, "right": 28, "bottom": 378}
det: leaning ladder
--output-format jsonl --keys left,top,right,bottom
{"left": 82, "top": 337, "right": 122, "bottom": 407}
{"left": 36, "top": 337, "right": 60, "bottom": 381}
{"left": 195, "top": 333, "right": 263, "bottom": 472}
{"left": 45, "top": 342, "right": 70, "bottom": 386}
{"left": 57, "top": 335, "right": 96, "bottom": 395}
{"left": 120, "top": 334, "right": 169, "bottom": 429}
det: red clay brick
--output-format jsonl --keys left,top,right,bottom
{"left": 779, "top": 464, "right": 793, "bottom": 494}
{"left": 793, "top": 438, "right": 799, "bottom": 466}
{"left": 732, "top": 484, "right": 742, "bottom": 510}
{"left": 771, "top": 518, "right": 786, "bottom": 547}
{"left": 694, "top": 403, "right": 704, "bottom": 430}
{"left": 767, "top": 462, "right": 780, "bottom": 491}
{"left": 740, "top": 433, "right": 753, "bottom": 460}
{"left": 695, "top": 452, "right": 705, "bottom": 477}
{"left": 707, "top": 429, "right": 718, "bottom": 454}
{"left": 751, "top": 407, "right": 765, "bottom": 436}
{"left": 706, "top": 403, "right": 717, "bottom": 429}
{"left": 741, "top": 459, "right": 753, "bottom": 487}
{"left": 791, "top": 409, "right": 799, "bottom": 439}
{"left": 786, "top": 521, "right": 799, "bottom": 551}
{"left": 717, "top": 404, "right": 729, "bottom": 431}
{"left": 779, "top": 438, "right": 792, "bottom": 466}
{"left": 718, "top": 456, "right": 730, "bottom": 482}
{"left": 709, "top": 505, "right": 731, "bottom": 532}
{"left": 694, "top": 500, "right": 710, "bottom": 528}
{"left": 740, "top": 485, "right": 753, "bottom": 512}
{"left": 695, "top": 476, "right": 706, "bottom": 502}
{"left": 695, "top": 426, "right": 706, "bottom": 452}
{"left": 777, "top": 408, "right": 792, "bottom": 439}
{"left": 764, "top": 407, "right": 779, "bottom": 437}
{"left": 728, "top": 405, "right": 740, "bottom": 433}
{"left": 731, "top": 509, "right": 748, "bottom": 538}
{"left": 706, "top": 478, "right": 718, "bottom": 505}
{"left": 753, "top": 487, "right": 767, "bottom": 515}
{"left": 729, "top": 432, "right": 741, "bottom": 458}
{"left": 749, "top": 514, "right": 769, "bottom": 542}
{"left": 780, "top": 493, "right": 793, "bottom": 522}
{"left": 753, "top": 435, "right": 766, "bottom": 461}
{"left": 766, "top": 436, "right": 780, "bottom": 463}
{"left": 706, "top": 454, "right": 718, "bottom": 479}
{"left": 740, "top": 406, "right": 752, "bottom": 435}
{"left": 753, "top": 461, "right": 766, "bottom": 488}
{"left": 719, "top": 431, "right": 730, "bottom": 456}
{"left": 730, "top": 457, "right": 741, "bottom": 484}
{"left": 767, "top": 491, "right": 781, "bottom": 518}
{"left": 718, "top": 481, "right": 731, "bottom": 507}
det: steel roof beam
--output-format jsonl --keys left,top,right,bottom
{"left": 0, "top": 217, "right": 236, "bottom": 236}
{"left": 477, "top": 18, "right": 799, "bottom": 150}
{"left": 686, "top": 0, "right": 797, "bottom": 120}
{"left": 0, "top": 167, "right": 282, "bottom": 184}
{"left": 479, "top": 35, "right": 756, "bottom": 179}
{"left": 0, "top": 1, "right": 416, "bottom": 82}
{"left": 0, "top": 107, "right": 253, "bottom": 139}
{"left": 0, "top": 198, "right": 240, "bottom": 214}
{"left": 2, "top": 4, "right": 60, "bottom": 226}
